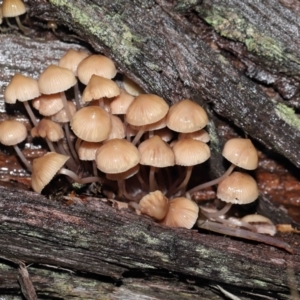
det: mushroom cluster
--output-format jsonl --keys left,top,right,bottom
{"left": 1, "top": 47, "right": 291, "bottom": 252}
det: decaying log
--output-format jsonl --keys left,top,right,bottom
{"left": 0, "top": 183, "right": 298, "bottom": 299}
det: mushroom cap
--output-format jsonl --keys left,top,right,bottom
{"left": 4, "top": 73, "right": 40, "bottom": 104}
{"left": 31, "top": 152, "right": 69, "bottom": 193}
{"left": 95, "top": 139, "right": 140, "bottom": 174}
{"left": 106, "top": 164, "right": 139, "bottom": 181}
{"left": 154, "top": 127, "right": 174, "bottom": 143}
{"left": 77, "top": 54, "right": 117, "bottom": 85}
{"left": 173, "top": 138, "right": 211, "bottom": 166}
{"left": 138, "top": 135, "right": 175, "bottom": 167}
{"left": 71, "top": 106, "right": 111, "bottom": 142}
{"left": 222, "top": 138, "right": 258, "bottom": 170}
{"left": 139, "top": 190, "right": 169, "bottom": 220}
{"left": 122, "top": 75, "right": 144, "bottom": 96}
{"left": 241, "top": 214, "right": 276, "bottom": 236}
{"left": 38, "top": 65, "right": 77, "bottom": 95}
{"left": 161, "top": 197, "right": 199, "bottom": 229}
{"left": 2, "top": 0, "right": 26, "bottom": 17}
{"left": 110, "top": 89, "right": 134, "bottom": 115}
{"left": 51, "top": 101, "right": 77, "bottom": 123}
{"left": 58, "top": 49, "right": 89, "bottom": 75}
{"left": 217, "top": 171, "right": 259, "bottom": 204}
{"left": 167, "top": 99, "right": 208, "bottom": 133}
{"left": 178, "top": 129, "right": 210, "bottom": 143}
{"left": 33, "top": 118, "right": 64, "bottom": 142}
{"left": 125, "top": 94, "right": 169, "bottom": 126}
{"left": 0, "top": 120, "right": 27, "bottom": 145}
{"left": 78, "top": 141, "right": 102, "bottom": 161}
{"left": 106, "top": 115, "right": 125, "bottom": 140}
{"left": 82, "top": 75, "right": 120, "bottom": 102}
{"left": 35, "top": 93, "right": 64, "bottom": 116}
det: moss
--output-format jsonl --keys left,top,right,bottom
{"left": 275, "top": 103, "right": 300, "bottom": 131}
{"left": 201, "top": 7, "right": 300, "bottom": 65}
{"left": 49, "top": 0, "right": 140, "bottom": 66}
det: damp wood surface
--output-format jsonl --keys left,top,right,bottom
{"left": 0, "top": 0, "right": 300, "bottom": 299}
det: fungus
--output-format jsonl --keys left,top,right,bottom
{"left": 31, "top": 152, "right": 100, "bottom": 194}
{"left": 70, "top": 106, "right": 111, "bottom": 143}
{"left": 138, "top": 135, "right": 175, "bottom": 192}
{"left": 58, "top": 49, "right": 89, "bottom": 109}
{"left": 38, "top": 65, "right": 77, "bottom": 121}
{"left": 0, "top": 120, "right": 31, "bottom": 171}
{"left": 122, "top": 75, "right": 144, "bottom": 96}
{"left": 241, "top": 214, "right": 277, "bottom": 236}
{"left": 126, "top": 94, "right": 169, "bottom": 145}
{"left": 139, "top": 190, "right": 169, "bottom": 220}
{"left": 77, "top": 54, "right": 117, "bottom": 85}
{"left": 161, "top": 197, "right": 199, "bottom": 229}
{"left": 105, "top": 115, "right": 125, "bottom": 140}
{"left": 187, "top": 138, "right": 258, "bottom": 194}
{"left": 34, "top": 93, "right": 64, "bottom": 117}
{"left": 110, "top": 89, "right": 135, "bottom": 115}
{"left": 82, "top": 74, "right": 120, "bottom": 107}
{"left": 178, "top": 129, "right": 210, "bottom": 143}
{"left": 2, "top": 0, "right": 29, "bottom": 34}
{"left": 4, "top": 73, "right": 40, "bottom": 126}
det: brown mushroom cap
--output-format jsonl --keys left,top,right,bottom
{"left": 2, "top": 0, "right": 26, "bottom": 18}
{"left": 222, "top": 138, "right": 258, "bottom": 170}
{"left": 77, "top": 54, "right": 117, "bottom": 85}
{"left": 139, "top": 190, "right": 169, "bottom": 220}
{"left": 35, "top": 93, "right": 64, "bottom": 116}
{"left": 106, "top": 164, "right": 139, "bottom": 181}
{"left": 71, "top": 106, "right": 111, "bottom": 142}
{"left": 82, "top": 75, "right": 120, "bottom": 102}
{"left": 126, "top": 94, "right": 169, "bottom": 126}
{"left": 217, "top": 171, "right": 259, "bottom": 204}
{"left": 0, "top": 120, "right": 27, "bottom": 145}
{"left": 178, "top": 129, "right": 210, "bottom": 143}
{"left": 167, "top": 99, "right": 208, "bottom": 133}
{"left": 161, "top": 197, "right": 199, "bottom": 229}
{"left": 173, "top": 138, "right": 210, "bottom": 166}
{"left": 31, "top": 152, "right": 69, "bottom": 193}
{"left": 58, "top": 49, "right": 89, "bottom": 75}
{"left": 4, "top": 73, "right": 40, "bottom": 104}
{"left": 138, "top": 135, "right": 175, "bottom": 168}
{"left": 51, "top": 101, "right": 77, "bottom": 123}
{"left": 95, "top": 139, "right": 140, "bottom": 174}
{"left": 110, "top": 89, "right": 134, "bottom": 115}
{"left": 38, "top": 65, "right": 77, "bottom": 95}
{"left": 33, "top": 118, "right": 64, "bottom": 142}
{"left": 106, "top": 115, "right": 126, "bottom": 140}
{"left": 122, "top": 75, "right": 144, "bottom": 96}
{"left": 78, "top": 141, "right": 102, "bottom": 161}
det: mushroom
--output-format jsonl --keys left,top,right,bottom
{"left": 58, "top": 49, "right": 89, "bottom": 109}
{"left": 160, "top": 197, "right": 199, "bottom": 229}
{"left": 138, "top": 135, "right": 175, "bottom": 192}
{"left": 31, "top": 152, "right": 101, "bottom": 194}
{"left": 2, "top": 0, "right": 29, "bottom": 34}
{"left": 4, "top": 73, "right": 40, "bottom": 127}
{"left": 139, "top": 190, "right": 169, "bottom": 220}
{"left": 77, "top": 54, "right": 117, "bottom": 85}
{"left": 187, "top": 138, "right": 258, "bottom": 195}
{"left": 0, "top": 120, "right": 31, "bottom": 171}
{"left": 122, "top": 75, "right": 144, "bottom": 96}
{"left": 125, "top": 94, "right": 169, "bottom": 145}
{"left": 178, "top": 129, "right": 210, "bottom": 143}
{"left": 38, "top": 65, "right": 77, "bottom": 121}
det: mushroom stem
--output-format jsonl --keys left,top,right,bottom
{"left": 13, "top": 145, "right": 32, "bottom": 172}
{"left": 60, "top": 92, "right": 72, "bottom": 121}
{"left": 117, "top": 179, "right": 139, "bottom": 201}
{"left": 15, "top": 16, "right": 30, "bottom": 35}
{"left": 5, "top": 18, "right": 19, "bottom": 30}
{"left": 131, "top": 126, "right": 146, "bottom": 146}
{"left": 23, "top": 101, "right": 38, "bottom": 127}
{"left": 63, "top": 123, "right": 80, "bottom": 164}
{"left": 197, "top": 219, "right": 293, "bottom": 253}
{"left": 58, "top": 168, "right": 101, "bottom": 184}
{"left": 149, "top": 166, "right": 157, "bottom": 192}
{"left": 200, "top": 203, "right": 232, "bottom": 219}
{"left": 187, "top": 163, "right": 236, "bottom": 195}
{"left": 92, "top": 161, "right": 98, "bottom": 177}
{"left": 173, "top": 166, "right": 194, "bottom": 195}
{"left": 73, "top": 82, "right": 81, "bottom": 110}
{"left": 57, "top": 140, "right": 78, "bottom": 172}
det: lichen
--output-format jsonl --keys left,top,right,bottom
{"left": 275, "top": 103, "right": 300, "bottom": 131}
{"left": 201, "top": 7, "right": 300, "bottom": 65}
{"left": 49, "top": 0, "right": 140, "bottom": 66}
